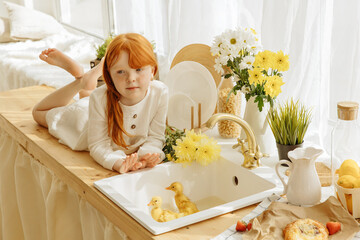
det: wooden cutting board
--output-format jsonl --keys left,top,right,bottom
{"left": 316, "top": 162, "right": 332, "bottom": 187}
{"left": 170, "top": 43, "right": 221, "bottom": 87}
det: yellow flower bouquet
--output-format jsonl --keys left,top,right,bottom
{"left": 165, "top": 129, "right": 221, "bottom": 166}
{"left": 211, "top": 28, "right": 290, "bottom": 112}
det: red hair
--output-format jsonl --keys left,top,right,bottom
{"left": 102, "top": 33, "right": 158, "bottom": 148}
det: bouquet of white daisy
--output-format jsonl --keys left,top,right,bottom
{"left": 211, "top": 27, "right": 290, "bottom": 112}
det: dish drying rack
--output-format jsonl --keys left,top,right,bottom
{"left": 166, "top": 103, "right": 205, "bottom": 132}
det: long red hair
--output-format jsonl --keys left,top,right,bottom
{"left": 102, "top": 33, "right": 158, "bottom": 148}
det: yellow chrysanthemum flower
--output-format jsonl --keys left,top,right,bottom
{"left": 174, "top": 137, "right": 196, "bottom": 160}
{"left": 253, "top": 50, "right": 274, "bottom": 70}
{"left": 185, "top": 129, "right": 204, "bottom": 142}
{"left": 172, "top": 131, "right": 221, "bottom": 167}
{"left": 195, "top": 139, "right": 221, "bottom": 166}
{"left": 274, "top": 50, "right": 290, "bottom": 72}
{"left": 248, "top": 68, "right": 265, "bottom": 85}
{"left": 264, "top": 75, "right": 285, "bottom": 98}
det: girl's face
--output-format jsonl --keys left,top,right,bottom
{"left": 109, "top": 51, "right": 154, "bottom": 106}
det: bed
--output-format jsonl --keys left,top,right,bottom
{"left": 0, "top": 33, "right": 98, "bottom": 92}
{"left": 0, "top": 1, "right": 98, "bottom": 92}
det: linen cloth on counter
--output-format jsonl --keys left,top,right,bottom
{"left": 0, "top": 129, "right": 127, "bottom": 240}
{"left": 46, "top": 80, "right": 168, "bottom": 170}
{"left": 212, "top": 190, "right": 360, "bottom": 240}
{"left": 0, "top": 30, "right": 97, "bottom": 92}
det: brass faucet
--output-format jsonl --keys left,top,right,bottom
{"left": 204, "top": 113, "right": 268, "bottom": 169}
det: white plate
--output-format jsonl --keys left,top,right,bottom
{"left": 165, "top": 61, "right": 217, "bottom": 129}
{"left": 167, "top": 93, "right": 196, "bottom": 130}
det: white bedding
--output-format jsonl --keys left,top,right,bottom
{"left": 0, "top": 30, "right": 99, "bottom": 92}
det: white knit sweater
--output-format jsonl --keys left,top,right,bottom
{"left": 46, "top": 80, "right": 168, "bottom": 170}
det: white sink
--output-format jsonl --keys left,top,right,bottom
{"left": 94, "top": 155, "right": 281, "bottom": 235}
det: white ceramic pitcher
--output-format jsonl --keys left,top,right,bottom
{"left": 275, "top": 147, "right": 323, "bottom": 205}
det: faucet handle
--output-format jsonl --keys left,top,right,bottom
{"left": 232, "top": 138, "right": 243, "bottom": 149}
{"left": 254, "top": 145, "right": 269, "bottom": 159}
{"left": 232, "top": 138, "right": 249, "bottom": 153}
{"left": 233, "top": 138, "right": 269, "bottom": 169}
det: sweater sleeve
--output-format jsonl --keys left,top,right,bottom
{"left": 87, "top": 90, "right": 126, "bottom": 170}
{"left": 137, "top": 86, "right": 169, "bottom": 160}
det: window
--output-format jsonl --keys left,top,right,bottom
{"left": 55, "top": 0, "right": 110, "bottom": 38}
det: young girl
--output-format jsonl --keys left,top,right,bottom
{"left": 32, "top": 33, "right": 168, "bottom": 174}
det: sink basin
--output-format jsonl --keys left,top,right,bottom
{"left": 94, "top": 155, "right": 280, "bottom": 235}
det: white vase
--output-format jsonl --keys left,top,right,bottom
{"left": 240, "top": 97, "right": 276, "bottom": 155}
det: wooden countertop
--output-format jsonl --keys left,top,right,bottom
{"left": 0, "top": 86, "right": 256, "bottom": 240}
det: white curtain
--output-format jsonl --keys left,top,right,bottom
{"left": 260, "top": 0, "right": 332, "bottom": 154}
{"left": 112, "top": 0, "right": 360, "bottom": 159}
{"left": 330, "top": 0, "right": 360, "bottom": 119}
{"left": 0, "top": 129, "right": 127, "bottom": 240}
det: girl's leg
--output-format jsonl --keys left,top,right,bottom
{"left": 78, "top": 57, "right": 103, "bottom": 99}
{"left": 39, "top": 48, "right": 84, "bottom": 78}
{"left": 32, "top": 58, "right": 104, "bottom": 128}
{"left": 39, "top": 48, "right": 103, "bottom": 98}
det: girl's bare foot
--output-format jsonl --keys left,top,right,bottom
{"left": 39, "top": 48, "right": 84, "bottom": 78}
{"left": 78, "top": 58, "right": 104, "bottom": 98}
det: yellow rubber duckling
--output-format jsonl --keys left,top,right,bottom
{"left": 147, "top": 196, "right": 184, "bottom": 222}
{"left": 166, "top": 182, "right": 199, "bottom": 216}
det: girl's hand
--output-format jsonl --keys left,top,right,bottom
{"left": 117, "top": 153, "right": 142, "bottom": 173}
{"left": 138, "top": 153, "right": 161, "bottom": 169}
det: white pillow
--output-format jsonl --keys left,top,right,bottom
{"left": 0, "top": 17, "right": 13, "bottom": 43}
{"left": 4, "top": 1, "right": 65, "bottom": 40}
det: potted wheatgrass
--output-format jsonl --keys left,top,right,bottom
{"left": 267, "top": 98, "right": 312, "bottom": 162}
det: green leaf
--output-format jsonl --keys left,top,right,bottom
{"left": 233, "top": 85, "right": 241, "bottom": 91}
{"left": 269, "top": 98, "right": 274, "bottom": 108}
{"left": 256, "top": 96, "right": 264, "bottom": 112}
{"left": 96, "top": 34, "right": 115, "bottom": 59}
{"left": 162, "top": 125, "right": 185, "bottom": 162}
{"left": 224, "top": 73, "right": 232, "bottom": 79}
